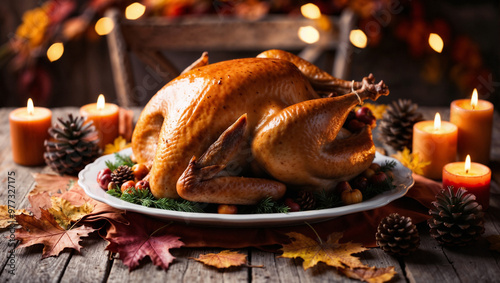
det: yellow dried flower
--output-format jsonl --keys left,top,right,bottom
{"left": 15, "top": 7, "right": 49, "bottom": 47}
{"left": 355, "top": 103, "right": 387, "bottom": 120}
{"left": 391, "top": 147, "right": 430, "bottom": 175}
{"left": 104, "top": 136, "right": 131, "bottom": 155}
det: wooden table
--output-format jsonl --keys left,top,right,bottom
{"left": 1, "top": 107, "right": 499, "bottom": 282}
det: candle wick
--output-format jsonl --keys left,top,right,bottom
{"left": 465, "top": 169, "right": 469, "bottom": 174}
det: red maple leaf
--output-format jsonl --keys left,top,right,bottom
{"left": 15, "top": 209, "right": 97, "bottom": 258}
{"left": 105, "top": 213, "right": 184, "bottom": 271}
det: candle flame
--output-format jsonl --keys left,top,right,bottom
{"left": 428, "top": 33, "right": 444, "bottom": 53}
{"left": 465, "top": 155, "right": 471, "bottom": 174}
{"left": 97, "top": 94, "right": 105, "bottom": 110}
{"left": 301, "top": 3, "right": 321, "bottom": 20}
{"left": 27, "top": 98, "right": 34, "bottom": 115}
{"left": 349, "top": 29, "right": 367, "bottom": 49}
{"left": 471, "top": 88, "right": 478, "bottom": 110}
{"left": 433, "top": 112, "right": 441, "bottom": 131}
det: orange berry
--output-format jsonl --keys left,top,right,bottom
{"left": 217, "top": 204, "right": 238, "bottom": 214}
{"left": 121, "top": 180, "right": 135, "bottom": 193}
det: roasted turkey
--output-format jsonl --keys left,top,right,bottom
{"left": 132, "top": 50, "right": 389, "bottom": 205}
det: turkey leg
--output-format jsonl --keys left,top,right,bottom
{"left": 176, "top": 114, "right": 286, "bottom": 205}
{"left": 252, "top": 75, "right": 389, "bottom": 190}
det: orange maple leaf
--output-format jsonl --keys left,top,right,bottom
{"left": 279, "top": 231, "right": 368, "bottom": 270}
{"left": 339, "top": 266, "right": 397, "bottom": 283}
{"left": 30, "top": 173, "right": 77, "bottom": 196}
{"left": 15, "top": 209, "right": 97, "bottom": 259}
{"left": 192, "top": 250, "right": 262, "bottom": 269}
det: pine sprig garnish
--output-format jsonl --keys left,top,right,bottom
{"left": 363, "top": 177, "right": 396, "bottom": 200}
{"left": 315, "top": 190, "right": 342, "bottom": 210}
{"left": 107, "top": 187, "right": 205, "bottom": 213}
{"left": 380, "top": 160, "right": 397, "bottom": 172}
{"left": 105, "top": 152, "right": 135, "bottom": 171}
{"left": 239, "top": 197, "right": 290, "bottom": 214}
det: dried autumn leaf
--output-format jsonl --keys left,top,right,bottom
{"left": 279, "top": 232, "right": 368, "bottom": 270}
{"left": 48, "top": 196, "right": 94, "bottom": 229}
{"left": 59, "top": 184, "right": 128, "bottom": 226}
{"left": 0, "top": 205, "right": 30, "bottom": 228}
{"left": 103, "top": 136, "right": 130, "bottom": 155}
{"left": 15, "top": 209, "right": 96, "bottom": 258}
{"left": 31, "top": 173, "right": 77, "bottom": 196}
{"left": 391, "top": 147, "right": 430, "bottom": 175}
{"left": 105, "top": 213, "right": 184, "bottom": 271}
{"left": 486, "top": 235, "right": 500, "bottom": 252}
{"left": 28, "top": 191, "right": 53, "bottom": 218}
{"left": 192, "top": 250, "right": 253, "bottom": 269}
{"left": 339, "top": 266, "right": 397, "bottom": 283}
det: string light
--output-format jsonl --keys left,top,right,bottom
{"left": 298, "top": 26, "right": 320, "bottom": 44}
{"left": 125, "top": 2, "right": 146, "bottom": 20}
{"left": 349, "top": 29, "right": 367, "bottom": 48}
{"left": 47, "top": 42, "right": 64, "bottom": 62}
{"left": 95, "top": 17, "right": 114, "bottom": 36}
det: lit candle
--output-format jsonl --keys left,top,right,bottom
{"left": 80, "top": 94, "right": 119, "bottom": 149}
{"left": 412, "top": 113, "right": 458, "bottom": 179}
{"left": 450, "top": 89, "right": 494, "bottom": 164}
{"left": 442, "top": 155, "right": 491, "bottom": 209}
{"left": 9, "top": 99, "right": 52, "bottom": 166}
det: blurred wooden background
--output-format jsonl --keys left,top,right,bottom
{"left": 1, "top": 0, "right": 499, "bottom": 109}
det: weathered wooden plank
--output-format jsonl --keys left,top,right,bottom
{"left": 59, "top": 236, "right": 111, "bottom": 283}
{"left": 121, "top": 16, "right": 338, "bottom": 51}
{"left": 403, "top": 226, "right": 460, "bottom": 283}
{"left": 107, "top": 247, "right": 249, "bottom": 282}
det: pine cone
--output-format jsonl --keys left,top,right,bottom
{"left": 44, "top": 114, "right": 100, "bottom": 175}
{"left": 378, "top": 99, "right": 423, "bottom": 151}
{"left": 376, "top": 213, "right": 420, "bottom": 256}
{"left": 295, "top": 191, "right": 316, "bottom": 210}
{"left": 428, "top": 187, "right": 484, "bottom": 246}
{"left": 111, "top": 165, "right": 134, "bottom": 187}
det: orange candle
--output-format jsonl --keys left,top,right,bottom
{"left": 9, "top": 99, "right": 52, "bottom": 166}
{"left": 413, "top": 113, "right": 457, "bottom": 179}
{"left": 450, "top": 89, "right": 494, "bottom": 164}
{"left": 80, "top": 94, "right": 119, "bottom": 149}
{"left": 442, "top": 155, "right": 491, "bottom": 209}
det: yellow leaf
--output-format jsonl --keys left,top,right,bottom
{"left": 0, "top": 205, "right": 30, "bottom": 229}
{"left": 391, "top": 147, "right": 430, "bottom": 175}
{"left": 339, "top": 266, "right": 397, "bottom": 283}
{"left": 48, "top": 197, "right": 94, "bottom": 230}
{"left": 191, "top": 250, "right": 260, "bottom": 269}
{"left": 356, "top": 103, "right": 388, "bottom": 120}
{"left": 487, "top": 235, "right": 500, "bottom": 252}
{"left": 279, "top": 232, "right": 368, "bottom": 270}
{"left": 104, "top": 136, "right": 131, "bottom": 155}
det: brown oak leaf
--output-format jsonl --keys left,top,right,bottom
{"left": 339, "top": 266, "right": 397, "bottom": 283}
{"left": 487, "top": 235, "right": 500, "bottom": 252}
{"left": 105, "top": 212, "right": 184, "bottom": 271}
{"left": 192, "top": 250, "right": 261, "bottom": 269}
{"left": 0, "top": 205, "right": 30, "bottom": 228}
{"left": 48, "top": 197, "right": 94, "bottom": 229}
{"left": 279, "top": 232, "right": 368, "bottom": 270}
{"left": 31, "top": 173, "right": 77, "bottom": 196}
{"left": 15, "top": 209, "right": 96, "bottom": 258}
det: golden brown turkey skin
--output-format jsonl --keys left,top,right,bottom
{"left": 132, "top": 52, "right": 389, "bottom": 204}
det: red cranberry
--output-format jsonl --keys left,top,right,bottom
{"left": 98, "top": 173, "right": 111, "bottom": 190}
{"left": 97, "top": 168, "right": 111, "bottom": 182}
{"left": 135, "top": 180, "right": 150, "bottom": 192}
{"left": 356, "top": 107, "right": 376, "bottom": 125}
{"left": 370, "top": 171, "right": 388, "bottom": 185}
{"left": 284, "top": 198, "right": 300, "bottom": 212}
{"left": 335, "top": 181, "right": 352, "bottom": 195}
{"left": 351, "top": 176, "right": 368, "bottom": 191}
